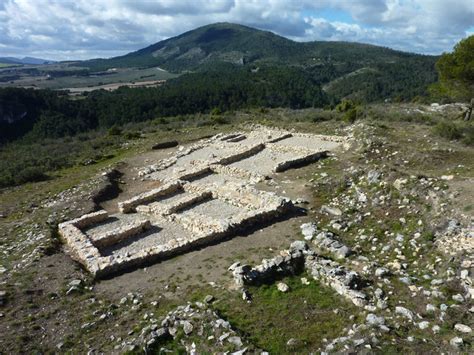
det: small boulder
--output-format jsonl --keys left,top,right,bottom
{"left": 242, "top": 290, "right": 251, "bottom": 302}
{"left": 395, "top": 306, "right": 414, "bottom": 321}
{"left": 375, "top": 267, "right": 390, "bottom": 278}
{"left": 300, "top": 223, "right": 318, "bottom": 240}
{"left": 418, "top": 321, "right": 430, "bottom": 330}
{"left": 321, "top": 205, "right": 343, "bottom": 216}
{"left": 69, "top": 279, "right": 82, "bottom": 288}
{"left": 367, "top": 170, "right": 381, "bottom": 184}
{"left": 227, "top": 336, "right": 243, "bottom": 347}
{"left": 289, "top": 240, "right": 308, "bottom": 253}
{"left": 301, "top": 277, "right": 310, "bottom": 285}
{"left": 454, "top": 324, "right": 472, "bottom": 333}
{"left": 366, "top": 313, "right": 385, "bottom": 327}
{"left": 452, "top": 294, "right": 465, "bottom": 303}
{"left": 277, "top": 282, "right": 290, "bottom": 293}
{"left": 393, "top": 178, "right": 407, "bottom": 190}
{"left": 450, "top": 337, "right": 463, "bottom": 348}
{"left": 182, "top": 321, "right": 193, "bottom": 335}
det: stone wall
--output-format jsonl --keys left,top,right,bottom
{"left": 59, "top": 126, "right": 346, "bottom": 279}
{"left": 230, "top": 240, "right": 368, "bottom": 307}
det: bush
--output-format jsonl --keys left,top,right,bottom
{"left": 210, "top": 107, "right": 222, "bottom": 116}
{"left": 16, "top": 167, "right": 48, "bottom": 184}
{"left": 124, "top": 131, "right": 141, "bottom": 140}
{"left": 462, "top": 126, "right": 474, "bottom": 146}
{"left": 335, "top": 99, "right": 356, "bottom": 113}
{"left": 211, "top": 115, "right": 228, "bottom": 125}
{"left": 434, "top": 120, "right": 463, "bottom": 140}
{"left": 107, "top": 126, "right": 122, "bottom": 136}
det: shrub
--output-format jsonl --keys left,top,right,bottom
{"left": 211, "top": 115, "right": 228, "bottom": 125}
{"left": 124, "top": 131, "right": 141, "bottom": 140}
{"left": 342, "top": 108, "right": 357, "bottom": 123}
{"left": 335, "top": 99, "right": 356, "bottom": 113}
{"left": 462, "top": 126, "right": 474, "bottom": 146}
{"left": 107, "top": 126, "right": 122, "bottom": 136}
{"left": 16, "top": 167, "right": 48, "bottom": 184}
{"left": 434, "top": 120, "right": 463, "bottom": 140}
{"left": 210, "top": 107, "right": 222, "bottom": 116}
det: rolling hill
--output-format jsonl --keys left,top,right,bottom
{"left": 81, "top": 22, "right": 438, "bottom": 102}
{"left": 83, "top": 22, "right": 436, "bottom": 73}
{"left": 0, "top": 56, "right": 55, "bottom": 65}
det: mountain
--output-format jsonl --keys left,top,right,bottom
{"left": 0, "top": 56, "right": 55, "bottom": 65}
{"left": 82, "top": 23, "right": 437, "bottom": 102}
{"left": 83, "top": 22, "right": 435, "bottom": 73}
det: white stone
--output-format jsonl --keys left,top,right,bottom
{"left": 277, "top": 282, "right": 290, "bottom": 293}
{"left": 395, "top": 306, "right": 414, "bottom": 321}
{"left": 300, "top": 222, "right": 318, "bottom": 240}
{"left": 454, "top": 324, "right": 472, "bottom": 333}
{"left": 418, "top": 321, "right": 430, "bottom": 330}
{"left": 450, "top": 337, "right": 463, "bottom": 348}
{"left": 301, "top": 277, "right": 310, "bottom": 285}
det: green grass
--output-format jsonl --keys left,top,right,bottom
{"left": 213, "top": 275, "right": 358, "bottom": 353}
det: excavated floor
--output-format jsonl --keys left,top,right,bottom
{"left": 58, "top": 126, "right": 347, "bottom": 278}
{"left": 228, "top": 149, "right": 298, "bottom": 175}
{"left": 100, "top": 216, "right": 190, "bottom": 258}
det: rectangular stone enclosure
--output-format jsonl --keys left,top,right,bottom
{"left": 58, "top": 126, "right": 346, "bottom": 278}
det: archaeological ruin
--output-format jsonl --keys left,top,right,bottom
{"left": 58, "top": 126, "right": 347, "bottom": 278}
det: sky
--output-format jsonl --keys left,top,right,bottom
{"left": 0, "top": 0, "right": 473, "bottom": 61}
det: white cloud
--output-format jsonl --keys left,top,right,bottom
{"left": 0, "top": 0, "right": 472, "bottom": 60}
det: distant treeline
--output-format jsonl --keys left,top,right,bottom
{"left": 0, "top": 62, "right": 436, "bottom": 143}
{"left": 0, "top": 66, "right": 328, "bottom": 143}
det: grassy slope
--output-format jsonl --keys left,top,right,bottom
{"left": 0, "top": 106, "right": 473, "bottom": 353}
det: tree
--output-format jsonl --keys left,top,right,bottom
{"left": 432, "top": 36, "right": 474, "bottom": 113}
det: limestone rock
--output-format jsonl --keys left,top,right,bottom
{"left": 393, "top": 178, "right": 407, "bottom": 190}
{"left": 228, "top": 336, "right": 243, "bottom": 347}
{"left": 395, "top": 306, "right": 414, "bottom": 321}
{"left": 366, "top": 313, "right": 385, "bottom": 327}
{"left": 321, "top": 205, "right": 343, "bottom": 216}
{"left": 300, "top": 222, "right": 318, "bottom": 240}
{"left": 454, "top": 324, "right": 472, "bottom": 333}
{"left": 182, "top": 321, "right": 193, "bottom": 335}
{"left": 450, "top": 337, "right": 463, "bottom": 348}
{"left": 418, "top": 321, "right": 430, "bottom": 330}
{"left": 277, "top": 282, "right": 290, "bottom": 293}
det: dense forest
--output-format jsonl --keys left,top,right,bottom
{"left": 1, "top": 65, "right": 329, "bottom": 143}
{"left": 0, "top": 59, "right": 438, "bottom": 145}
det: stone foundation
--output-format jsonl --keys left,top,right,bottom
{"left": 230, "top": 241, "right": 368, "bottom": 307}
{"left": 58, "top": 126, "right": 347, "bottom": 278}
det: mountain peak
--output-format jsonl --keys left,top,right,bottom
{"left": 83, "top": 22, "right": 430, "bottom": 72}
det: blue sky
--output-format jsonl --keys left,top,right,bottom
{"left": 302, "top": 8, "right": 354, "bottom": 24}
{"left": 0, "top": 0, "right": 473, "bottom": 60}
